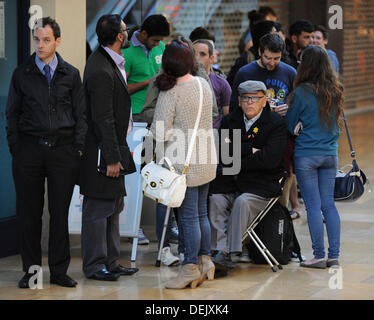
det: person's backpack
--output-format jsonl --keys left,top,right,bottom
{"left": 247, "top": 202, "right": 302, "bottom": 265}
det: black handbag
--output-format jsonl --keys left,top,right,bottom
{"left": 97, "top": 145, "right": 136, "bottom": 176}
{"left": 334, "top": 112, "right": 367, "bottom": 202}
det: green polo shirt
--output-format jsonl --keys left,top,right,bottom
{"left": 122, "top": 40, "right": 165, "bottom": 114}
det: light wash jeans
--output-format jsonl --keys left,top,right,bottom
{"left": 295, "top": 155, "right": 340, "bottom": 259}
{"left": 178, "top": 183, "right": 211, "bottom": 265}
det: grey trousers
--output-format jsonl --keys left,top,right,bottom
{"left": 81, "top": 196, "right": 123, "bottom": 277}
{"left": 227, "top": 193, "right": 269, "bottom": 253}
{"left": 208, "top": 193, "right": 237, "bottom": 251}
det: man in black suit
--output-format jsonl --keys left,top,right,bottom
{"left": 6, "top": 17, "right": 86, "bottom": 288}
{"left": 212, "top": 80, "right": 287, "bottom": 269}
{"left": 80, "top": 14, "right": 138, "bottom": 281}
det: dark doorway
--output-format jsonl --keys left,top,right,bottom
{"left": 0, "top": 0, "right": 30, "bottom": 258}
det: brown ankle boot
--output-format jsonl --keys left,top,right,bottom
{"left": 198, "top": 255, "right": 215, "bottom": 285}
{"left": 165, "top": 264, "right": 201, "bottom": 289}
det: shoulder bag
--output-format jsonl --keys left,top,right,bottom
{"left": 141, "top": 77, "right": 203, "bottom": 207}
{"left": 334, "top": 111, "right": 368, "bottom": 202}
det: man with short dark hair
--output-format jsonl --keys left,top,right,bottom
{"left": 189, "top": 26, "right": 225, "bottom": 78}
{"left": 80, "top": 14, "right": 139, "bottom": 281}
{"left": 228, "top": 20, "right": 278, "bottom": 88}
{"left": 286, "top": 19, "right": 314, "bottom": 69}
{"left": 6, "top": 17, "right": 87, "bottom": 288}
{"left": 193, "top": 39, "right": 232, "bottom": 128}
{"left": 230, "top": 33, "right": 296, "bottom": 116}
{"left": 122, "top": 14, "right": 170, "bottom": 120}
{"left": 313, "top": 25, "right": 339, "bottom": 74}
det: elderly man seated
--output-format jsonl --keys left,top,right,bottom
{"left": 211, "top": 80, "right": 287, "bottom": 270}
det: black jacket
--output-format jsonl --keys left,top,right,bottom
{"left": 220, "top": 104, "right": 287, "bottom": 198}
{"left": 79, "top": 47, "right": 131, "bottom": 199}
{"left": 226, "top": 49, "right": 256, "bottom": 88}
{"left": 285, "top": 38, "right": 299, "bottom": 70}
{"left": 6, "top": 52, "right": 87, "bottom": 152}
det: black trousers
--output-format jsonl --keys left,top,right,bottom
{"left": 12, "top": 140, "right": 79, "bottom": 275}
{"left": 81, "top": 196, "right": 123, "bottom": 277}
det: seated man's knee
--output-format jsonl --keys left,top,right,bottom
{"left": 233, "top": 193, "right": 250, "bottom": 208}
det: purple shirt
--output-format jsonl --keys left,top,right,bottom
{"left": 131, "top": 30, "right": 150, "bottom": 58}
{"left": 103, "top": 46, "right": 127, "bottom": 84}
{"left": 209, "top": 72, "right": 232, "bottom": 128}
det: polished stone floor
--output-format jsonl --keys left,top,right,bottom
{"left": 0, "top": 111, "right": 373, "bottom": 300}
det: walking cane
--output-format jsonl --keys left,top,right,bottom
{"left": 155, "top": 206, "right": 172, "bottom": 267}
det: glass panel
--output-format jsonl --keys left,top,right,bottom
{"left": 0, "top": 0, "right": 17, "bottom": 220}
{"left": 86, "top": 0, "right": 258, "bottom": 73}
{"left": 152, "top": 0, "right": 257, "bottom": 73}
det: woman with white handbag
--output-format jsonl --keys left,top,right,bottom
{"left": 149, "top": 41, "right": 217, "bottom": 289}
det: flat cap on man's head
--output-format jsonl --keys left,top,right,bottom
{"left": 238, "top": 80, "right": 267, "bottom": 95}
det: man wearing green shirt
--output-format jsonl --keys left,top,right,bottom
{"left": 123, "top": 14, "right": 170, "bottom": 120}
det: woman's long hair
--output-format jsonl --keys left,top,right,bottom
{"left": 290, "top": 45, "right": 344, "bottom": 129}
{"left": 155, "top": 41, "right": 196, "bottom": 91}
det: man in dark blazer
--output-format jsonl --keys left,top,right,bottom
{"left": 80, "top": 14, "right": 138, "bottom": 281}
{"left": 212, "top": 80, "right": 287, "bottom": 270}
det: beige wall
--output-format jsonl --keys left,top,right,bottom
{"left": 30, "top": 0, "right": 86, "bottom": 77}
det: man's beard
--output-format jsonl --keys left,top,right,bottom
{"left": 121, "top": 38, "right": 130, "bottom": 49}
{"left": 260, "top": 57, "right": 276, "bottom": 71}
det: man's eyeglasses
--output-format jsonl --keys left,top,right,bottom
{"left": 121, "top": 28, "right": 128, "bottom": 34}
{"left": 239, "top": 95, "right": 265, "bottom": 103}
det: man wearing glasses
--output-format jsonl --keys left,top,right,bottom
{"left": 231, "top": 33, "right": 301, "bottom": 221}
{"left": 212, "top": 80, "right": 287, "bottom": 271}
{"left": 80, "top": 14, "right": 138, "bottom": 281}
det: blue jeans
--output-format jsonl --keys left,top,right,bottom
{"left": 178, "top": 183, "right": 211, "bottom": 265}
{"left": 295, "top": 155, "right": 340, "bottom": 259}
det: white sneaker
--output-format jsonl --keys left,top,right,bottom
{"left": 238, "top": 252, "right": 251, "bottom": 263}
{"left": 232, "top": 247, "right": 251, "bottom": 263}
{"left": 230, "top": 253, "right": 241, "bottom": 263}
{"left": 161, "top": 247, "right": 180, "bottom": 266}
{"left": 179, "top": 253, "right": 184, "bottom": 263}
{"left": 138, "top": 228, "right": 150, "bottom": 245}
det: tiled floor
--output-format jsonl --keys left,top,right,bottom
{"left": 0, "top": 111, "right": 373, "bottom": 300}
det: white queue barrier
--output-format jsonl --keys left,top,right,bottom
{"left": 68, "top": 122, "right": 149, "bottom": 262}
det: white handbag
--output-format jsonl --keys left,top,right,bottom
{"left": 141, "top": 77, "right": 203, "bottom": 208}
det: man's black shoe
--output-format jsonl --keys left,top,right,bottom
{"left": 50, "top": 274, "right": 77, "bottom": 287}
{"left": 212, "top": 251, "right": 236, "bottom": 270}
{"left": 88, "top": 268, "right": 120, "bottom": 281}
{"left": 214, "top": 269, "right": 228, "bottom": 278}
{"left": 18, "top": 273, "right": 34, "bottom": 289}
{"left": 110, "top": 265, "right": 139, "bottom": 276}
